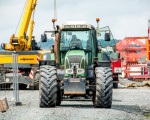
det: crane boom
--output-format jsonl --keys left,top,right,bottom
{"left": 3, "top": 0, "right": 37, "bottom": 51}
{"left": 18, "top": 0, "right": 36, "bottom": 37}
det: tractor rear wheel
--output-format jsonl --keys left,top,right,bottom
{"left": 39, "top": 65, "right": 57, "bottom": 108}
{"left": 93, "top": 67, "right": 113, "bottom": 108}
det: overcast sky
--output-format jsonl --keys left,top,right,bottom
{"left": 0, "top": 0, "right": 150, "bottom": 44}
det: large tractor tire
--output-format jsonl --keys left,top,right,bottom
{"left": 93, "top": 67, "right": 113, "bottom": 108}
{"left": 39, "top": 65, "right": 57, "bottom": 108}
{"left": 34, "top": 72, "right": 40, "bottom": 90}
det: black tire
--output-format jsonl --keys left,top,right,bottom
{"left": 39, "top": 65, "right": 57, "bottom": 108}
{"left": 56, "top": 84, "right": 62, "bottom": 106}
{"left": 93, "top": 67, "right": 113, "bottom": 108}
{"left": 113, "top": 83, "right": 118, "bottom": 89}
{"left": 113, "top": 77, "right": 118, "bottom": 89}
{"left": 34, "top": 72, "right": 40, "bottom": 90}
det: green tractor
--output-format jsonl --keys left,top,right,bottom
{"left": 39, "top": 20, "right": 115, "bottom": 108}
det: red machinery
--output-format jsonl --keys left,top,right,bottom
{"left": 116, "top": 37, "right": 149, "bottom": 80}
{"left": 116, "top": 20, "right": 150, "bottom": 80}
{"left": 147, "top": 20, "right": 150, "bottom": 62}
{"left": 116, "top": 20, "right": 150, "bottom": 81}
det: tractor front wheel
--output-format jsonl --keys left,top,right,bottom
{"left": 93, "top": 67, "right": 113, "bottom": 108}
{"left": 39, "top": 65, "right": 57, "bottom": 108}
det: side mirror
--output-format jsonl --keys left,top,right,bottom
{"left": 105, "top": 33, "right": 110, "bottom": 41}
{"left": 41, "top": 34, "right": 47, "bottom": 42}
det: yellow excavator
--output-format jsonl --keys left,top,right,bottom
{"left": 0, "top": 0, "right": 53, "bottom": 89}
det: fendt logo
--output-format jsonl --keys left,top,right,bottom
{"left": 20, "top": 58, "right": 34, "bottom": 61}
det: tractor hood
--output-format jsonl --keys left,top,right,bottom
{"left": 66, "top": 50, "right": 85, "bottom": 57}
{"left": 64, "top": 50, "right": 86, "bottom": 77}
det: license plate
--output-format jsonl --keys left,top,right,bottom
{"left": 114, "top": 67, "right": 122, "bottom": 73}
{"left": 70, "top": 78, "right": 80, "bottom": 82}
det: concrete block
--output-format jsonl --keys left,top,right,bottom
{"left": 0, "top": 97, "right": 9, "bottom": 112}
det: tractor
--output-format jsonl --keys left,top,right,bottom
{"left": 39, "top": 19, "right": 120, "bottom": 108}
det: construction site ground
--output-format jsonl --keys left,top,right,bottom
{"left": 0, "top": 79, "right": 150, "bottom": 120}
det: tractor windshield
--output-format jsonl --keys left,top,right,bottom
{"left": 60, "top": 30, "right": 92, "bottom": 51}
{"left": 97, "top": 26, "right": 115, "bottom": 48}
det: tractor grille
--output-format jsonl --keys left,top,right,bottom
{"left": 68, "top": 56, "right": 83, "bottom": 64}
{"left": 68, "top": 55, "right": 83, "bottom": 68}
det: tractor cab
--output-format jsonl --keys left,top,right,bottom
{"left": 58, "top": 22, "right": 94, "bottom": 94}
{"left": 59, "top": 23, "right": 93, "bottom": 66}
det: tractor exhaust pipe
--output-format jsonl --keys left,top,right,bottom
{"left": 52, "top": 0, "right": 57, "bottom": 30}
{"left": 96, "top": 18, "right": 100, "bottom": 31}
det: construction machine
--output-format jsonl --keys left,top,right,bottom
{"left": 0, "top": 0, "right": 49, "bottom": 89}
{"left": 116, "top": 20, "right": 150, "bottom": 81}
{"left": 147, "top": 20, "right": 150, "bottom": 67}
{"left": 39, "top": 19, "right": 121, "bottom": 108}
{"left": 97, "top": 26, "right": 122, "bottom": 88}
{"left": 142, "top": 20, "right": 150, "bottom": 78}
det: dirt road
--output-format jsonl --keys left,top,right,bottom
{"left": 0, "top": 86, "right": 150, "bottom": 120}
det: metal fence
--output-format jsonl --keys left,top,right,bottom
{"left": 0, "top": 55, "right": 13, "bottom": 90}
{"left": 12, "top": 54, "right": 21, "bottom": 105}
{"left": 0, "top": 84, "right": 11, "bottom": 90}
{"left": 0, "top": 53, "right": 21, "bottom": 105}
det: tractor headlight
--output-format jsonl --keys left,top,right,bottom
{"left": 65, "top": 69, "right": 73, "bottom": 74}
{"left": 77, "top": 68, "right": 85, "bottom": 74}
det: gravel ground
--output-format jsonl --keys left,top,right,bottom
{"left": 1, "top": 84, "right": 150, "bottom": 120}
